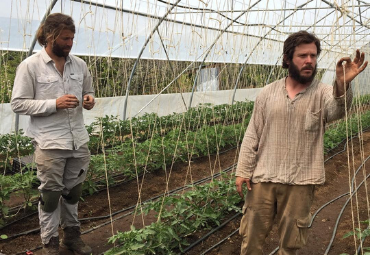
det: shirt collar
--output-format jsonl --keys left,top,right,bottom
{"left": 40, "top": 47, "right": 72, "bottom": 64}
{"left": 282, "top": 77, "right": 319, "bottom": 94}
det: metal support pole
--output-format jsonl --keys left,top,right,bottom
{"left": 231, "top": 0, "right": 314, "bottom": 105}
{"left": 188, "top": 0, "right": 261, "bottom": 109}
{"left": 156, "top": 29, "right": 188, "bottom": 111}
{"left": 122, "top": 0, "right": 182, "bottom": 120}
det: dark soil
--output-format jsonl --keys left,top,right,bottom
{"left": 1, "top": 130, "right": 370, "bottom": 255}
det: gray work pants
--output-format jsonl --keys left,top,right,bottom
{"left": 35, "top": 144, "right": 90, "bottom": 244}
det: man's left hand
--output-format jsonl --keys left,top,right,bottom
{"left": 336, "top": 49, "right": 368, "bottom": 95}
{"left": 83, "top": 95, "right": 95, "bottom": 110}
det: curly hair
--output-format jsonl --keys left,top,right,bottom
{"left": 36, "top": 13, "right": 75, "bottom": 47}
{"left": 282, "top": 30, "right": 321, "bottom": 69}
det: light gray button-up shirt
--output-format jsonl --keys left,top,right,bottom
{"left": 236, "top": 78, "right": 352, "bottom": 185}
{"left": 11, "top": 48, "right": 94, "bottom": 150}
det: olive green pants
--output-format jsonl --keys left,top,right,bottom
{"left": 239, "top": 183, "right": 315, "bottom": 255}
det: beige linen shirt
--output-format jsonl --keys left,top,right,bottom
{"left": 236, "top": 78, "right": 352, "bottom": 185}
{"left": 11, "top": 48, "right": 94, "bottom": 150}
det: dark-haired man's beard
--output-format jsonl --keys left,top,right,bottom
{"left": 52, "top": 42, "right": 71, "bottom": 58}
{"left": 289, "top": 62, "right": 317, "bottom": 84}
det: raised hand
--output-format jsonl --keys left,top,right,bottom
{"left": 335, "top": 49, "right": 368, "bottom": 96}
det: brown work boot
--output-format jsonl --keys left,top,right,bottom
{"left": 61, "top": 226, "right": 92, "bottom": 255}
{"left": 42, "top": 236, "right": 59, "bottom": 255}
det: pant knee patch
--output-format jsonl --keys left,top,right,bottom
{"left": 40, "top": 191, "right": 62, "bottom": 213}
{"left": 62, "top": 183, "right": 82, "bottom": 204}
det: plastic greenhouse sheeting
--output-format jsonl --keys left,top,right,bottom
{"left": 0, "top": 88, "right": 262, "bottom": 135}
{"left": 1, "top": 0, "right": 369, "bottom": 67}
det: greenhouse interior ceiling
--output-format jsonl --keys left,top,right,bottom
{"left": 0, "top": 0, "right": 370, "bottom": 67}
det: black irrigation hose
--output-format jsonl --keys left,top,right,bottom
{"left": 79, "top": 164, "right": 236, "bottom": 222}
{"left": 3, "top": 146, "right": 240, "bottom": 231}
{"left": 200, "top": 228, "right": 240, "bottom": 255}
{"left": 181, "top": 212, "right": 241, "bottom": 254}
{"left": 325, "top": 126, "right": 370, "bottom": 163}
{"left": 0, "top": 211, "right": 38, "bottom": 231}
{"left": 12, "top": 165, "right": 238, "bottom": 255}
{"left": 324, "top": 173, "right": 370, "bottom": 254}
{"left": 324, "top": 155, "right": 370, "bottom": 255}
{"left": 5, "top": 164, "right": 237, "bottom": 243}
{"left": 357, "top": 225, "right": 370, "bottom": 254}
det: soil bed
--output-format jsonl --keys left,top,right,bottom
{"left": 1, "top": 130, "right": 370, "bottom": 255}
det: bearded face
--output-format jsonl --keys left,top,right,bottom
{"left": 287, "top": 43, "right": 318, "bottom": 84}
{"left": 288, "top": 61, "right": 317, "bottom": 84}
{"left": 52, "top": 41, "right": 72, "bottom": 57}
{"left": 46, "top": 29, "right": 74, "bottom": 58}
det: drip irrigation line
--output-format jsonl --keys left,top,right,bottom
{"left": 325, "top": 173, "right": 370, "bottom": 254}
{"left": 357, "top": 224, "right": 370, "bottom": 254}
{"left": 200, "top": 228, "right": 240, "bottom": 255}
{"left": 80, "top": 164, "right": 236, "bottom": 221}
{"left": 324, "top": 156, "right": 370, "bottom": 255}
{"left": 2, "top": 145, "right": 239, "bottom": 230}
{"left": 12, "top": 164, "right": 237, "bottom": 254}
{"left": 181, "top": 212, "right": 241, "bottom": 254}
{"left": 325, "top": 126, "right": 370, "bottom": 162}
{"left": 7, "top": 127, "right": 370, "bottom": 250}
{"left": 0, "top": 211, "right": 38, "bottom": 231}
{"left": 309, "top": 192, "right": 350, "bottom": 228}
{"left": 4, "top": 164, "right": 237, "bottom": 242}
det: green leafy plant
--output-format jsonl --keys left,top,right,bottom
{"left": 106, "top": 176, "right": 242, "bottom": 254}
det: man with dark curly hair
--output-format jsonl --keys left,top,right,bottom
{"left": 235, "top": 30, "right": 367, "bottom": 254}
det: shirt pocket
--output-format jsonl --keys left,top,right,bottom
{"left": 70, "top": 73, "right": 83, "bottom": 84}
{"left": 304, "top": 109, "right": 322, "bottom": 132}
{"left": 36, "top": 75, "right": 60, "bottom": 98}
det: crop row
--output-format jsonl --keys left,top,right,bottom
{"left": 1, "top": 98, "right": 370, "bottom": 227}
{"left": 105, "top": 176, "right": 241, "bottom": 255}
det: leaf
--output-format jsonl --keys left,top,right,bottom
{"left": 1, "top": 234, "right": 7, "bottom": 239}
{"left": 342, "top": 231, "right": 354, "bottom": 239}
{"left": 130, "top": 243, "right": 146, "bottom": 251}
{"left": 168, "top": 228, "right": 180, "bottom": 241}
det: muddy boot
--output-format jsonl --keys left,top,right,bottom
{"left": 42, "top": 236, "right": 59, "bottom": 255}
{"left": 61, "top": 226, "right": 92, "bottom": 255}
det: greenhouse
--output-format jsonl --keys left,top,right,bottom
{"left": 1, "top": 0, "right": 370, "bottom": 254}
